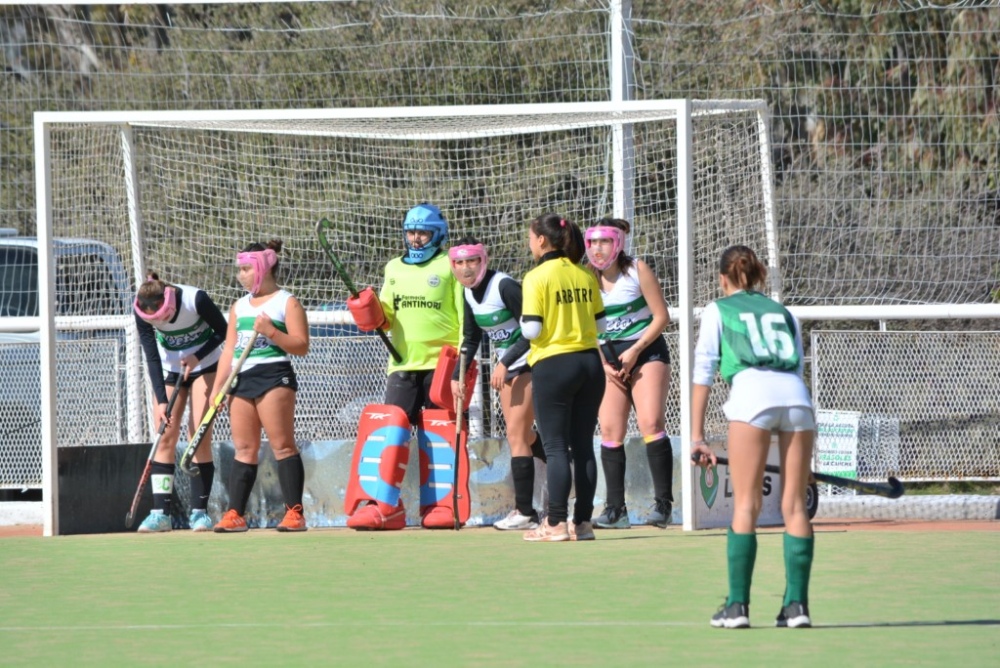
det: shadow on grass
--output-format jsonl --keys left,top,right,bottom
{"left": 817, "top": 619, "right": 1000, "bottom": 629}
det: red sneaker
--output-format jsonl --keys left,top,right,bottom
{"left": 213, "top": 509, "right": 248, "bottom": 533}
{"left": 277, "top": 504, "right": 307, "bottom": 532}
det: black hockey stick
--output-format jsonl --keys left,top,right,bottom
{"left": 453, "top": 349, "right": 468, "bottom": 531}
{"left": 126, "top": 375, "right": 184, "bottom": 528}
{"left": 179, "top": 331, "right": 259, "bottom": 476}
{"left": 601, "top": 341, "right": 622, "bottom": 371}
{"left": 691, "top": 453, "right": 904, "bottom": 499}
{"left": 600, "top": 340, "right": 632, "bottom": 387}
{"left": 316, "top": 218, "right": 402, "bottom": 363}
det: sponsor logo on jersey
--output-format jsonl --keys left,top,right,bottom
{"left": 488, "top": 329, "right": 513, "bottom": 343}
{"left": 393, "top": 294, "right": 443, "bottom": 310}
{"left": 427, "top": 275, "right": 441, "bottom": 288}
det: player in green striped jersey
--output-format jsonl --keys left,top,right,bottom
{"left": 690, "top": 245, "right": 816, "bottom": 630}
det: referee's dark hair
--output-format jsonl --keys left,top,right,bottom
{"left": 530, "top": 213, "right": 585, "bottom": 264}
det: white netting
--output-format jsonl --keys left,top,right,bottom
{"left": 38, "top": 102, "right": 769, "bottom": 466}
{"left": 812, "top": 330, "right": 1000, "bottom": 481}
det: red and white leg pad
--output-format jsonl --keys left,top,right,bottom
{"left": 417, "top": 408, "right": 470, "bottom": 528}
{"left": 344, "top": 404, "right": 411, "bottom": 530}
{"left": 428, "top": 344, "right": 479, "bottom": 414}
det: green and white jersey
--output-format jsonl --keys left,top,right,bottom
{"left": 712, "top": 290, "right": 800, "bottom": 382}
{"left": 379, "top": 252, "right": 462, "bottom": 373}
{"left": 597, "top": 267, "right": 653, "bottom": 342}
{"left": 467, "top": 271, "right": 528, "bottom": 372}
{"left": 233, "top": 289, "right": 293, "bottom": 371}
{"left": 693, "top": 290, "right": 811, "bottom": 417}
{"left": 154, "top": 284, "right": 222, "bottom": 373}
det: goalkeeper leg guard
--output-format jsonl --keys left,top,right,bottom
{"left": 345, "top": 404, "right": 411, "bottom": 530}
{"left": 417, "top": 408, "right": 470, "bottom": 528}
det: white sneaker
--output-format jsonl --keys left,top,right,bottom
{"left": 494, "top": 509, "right": 540, "bottom": 531}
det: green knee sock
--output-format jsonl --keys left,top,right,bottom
{"left": 783, "top": 532, "right": 815, "bottom": 606}
{"left": 727, "top": 527, "right": 757, "bottom": 605}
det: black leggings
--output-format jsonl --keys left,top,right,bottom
{"left": 531, "top": 348, "right": 606, "bottom": 525}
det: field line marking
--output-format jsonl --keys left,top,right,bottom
{"left": 0, "top": 620, "right": 700, "bottom": 632}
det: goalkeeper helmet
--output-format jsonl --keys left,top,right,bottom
{"left": 402, "top": 203, "right": 448, "bottom": 265}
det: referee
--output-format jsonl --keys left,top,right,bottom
{"left": 520, "top": 213, "right": 607, "bottom": 542}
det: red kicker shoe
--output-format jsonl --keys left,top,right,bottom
{"left": 346, "top": 502, "right": 406, "bottom": 531}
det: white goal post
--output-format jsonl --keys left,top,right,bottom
{"left": 33, "top": 99, "right": 776, "bottom": 535}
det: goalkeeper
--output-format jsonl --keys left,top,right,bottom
{"left": 344, "top": 203, "right": 466, "bottom": 530}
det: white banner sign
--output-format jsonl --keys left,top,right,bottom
{"left": 815, "top": 409, "right": 861, "bottom": 479}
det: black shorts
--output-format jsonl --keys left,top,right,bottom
{"left": 504, "top": 364, "right": 531, "bottom": 383}
{"left": 384, "top": 369, "right": 438, "bottom": 424}
{"left": 231, "top": 361, "right": 298, "bottom": 399}
{"left": 603, "top": 336, "right": 671, "bottom": 377}
{"left": 164, "top": 362, "right": 218, "bottom": 390}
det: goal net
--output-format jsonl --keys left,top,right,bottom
{"left": 33, "top": 100, "right": 773, "bottom": 533}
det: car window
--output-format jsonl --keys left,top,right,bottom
{"left": 0, "top": 246, "right": 39, "bottom": 317}
{"left": 55, "top": 252, "right": 119, "bottom": 316}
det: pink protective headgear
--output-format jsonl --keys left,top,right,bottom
{"left": 237, "top": 249, "right": 278, "bottom": 295}
{"left": 448, "top": 243, "right": 489, "bottom": 288}
{"left": 133, "top": 286, "right": 177, "bottom": 323}
{"left": 584, "top": 226, "right": 625, "bottom": 271}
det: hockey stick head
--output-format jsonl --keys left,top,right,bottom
{"left": 316, "top": 218, "right": 361, "bottom": 298}
{"left": 886, "top": 476, "right": 905, "bottom": 499}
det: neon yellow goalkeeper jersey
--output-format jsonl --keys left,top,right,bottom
{"left": 379, "top": 251, "right": 463, "bottom": 373}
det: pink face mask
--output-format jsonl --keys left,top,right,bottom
{"left": 584, "top": 226, "right": 625, "bottom": 271}
{"left": 237, "top": 249, "right": 278, "bottom": 295}
{"left": 448, "top": 244, "right": 488, "bottom": 288}
{"left": 133, "top": 286, "right": 177, "bottom": 323}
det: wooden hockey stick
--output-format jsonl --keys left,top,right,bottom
{"left": 453, "top": 350, "right": 468, "bottom": 531}
{"left": 179, "top": 331, "right": 259, "bottom": 476}
{"left": 125, "top": 375, "right": 184, "bottom": 528}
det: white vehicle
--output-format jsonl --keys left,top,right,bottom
{"left": 0, "top": 228, "right": 133, "bottom": 490}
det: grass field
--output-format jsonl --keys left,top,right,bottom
{"left": 1, "top": 523, "right": 997, "bottom": 667}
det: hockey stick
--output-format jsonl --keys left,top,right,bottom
{"left": 179, "top": 331, "right": 259, "bottom": 476}
{"left": 453, "top": 350, "right": 468, "bottom": 531}
{"left": 601, "top": 340, "right": 622, "bottom": 371}
{"left": 600, "top": 340, "right": 632, "bottom": 388}
{"left": 691, "top": 453, "right": 904, "bottom": 499}
{"left": 316, "top": 218, "right": 403, "bottom": 363}
{"left": 125, "top": 375, "right": 184, "bottom": 529}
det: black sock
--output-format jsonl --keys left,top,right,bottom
{"left": 277, "top": 454, "right": 305, "bottom": 508}
{"left": 601, "top": 446, "right": 626, "bottom": 509}
{"left": 150, "top": 461, "right": 175, "bottom": 516}
{"left": 190, "top": 461, "right": 215, "bottom": 511}
{"left": 510, "top": 455, "right": 535, "bottom": 517}
{"left": 645, "top": 437, "right": 674, "bottom": 503}
{"left": 530, "top": 434, "right": 546, "bottom": 463}
{"left": 229, "top": 460, "right": 258, "bottom": 516}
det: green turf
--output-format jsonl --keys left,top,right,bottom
{"left": 1, "top": 526, "right": 997, "bottom": 667}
